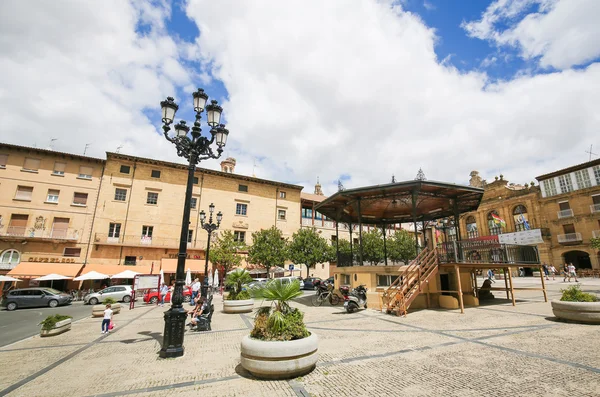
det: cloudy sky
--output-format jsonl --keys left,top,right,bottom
{"left": 1, "top": 0, "right": 599, "bottom": 195}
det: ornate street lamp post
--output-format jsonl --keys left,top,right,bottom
{"left": 200, "top": 203, "right": 222, "bottom": 298}
{"left": 158, "top": 89, "right": 229, "bottom": 358}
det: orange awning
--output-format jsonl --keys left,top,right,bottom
{"left": 8, "top": 262, "right": 84, "bottom": 278}
{"left": 79, "top": 264, "right": 152, "bottom": 277}
{"left": 160, "top": 259, "right": 211, "bottom": 273}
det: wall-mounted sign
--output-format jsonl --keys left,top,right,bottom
{"left": 166, "top": 254, "right": 203, "bottom": 259}
{"left": 498, "top": 229, "right": 544, "bottom": 246}
{"left": 27, "top": 257, "right": 76, "bottom": 263}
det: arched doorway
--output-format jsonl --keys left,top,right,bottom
{"left": 563, "top": 251, "right": 592, "bottom": 269}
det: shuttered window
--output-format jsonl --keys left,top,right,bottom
{"left": 8, "top": 214, "right": 28, "bottom": 235}
{"left": 23, "top": 158, "right": 40, "bottom": 171}
{"left": 78, "top": 166, "right": 93, "bottom": 179}
{"left": 0, "top": 154, "right": 7, "bottom": 168}
{"left": 73, "top": 192, "right": 88, "bottom": 205}
{"left": 53, "top": 162, "right": 66, "bottom": 175}
{"left": 15, "top": 186, "right": 33, "bottom": 201}
{"left": 51, "top": 218, "right": 69, "bottom": 239}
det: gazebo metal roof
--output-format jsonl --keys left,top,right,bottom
{"left": 315, "top": 180, "right": 484, "bottom": 225}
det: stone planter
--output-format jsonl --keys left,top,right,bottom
{"left": 240, "top": 333, "right": 318, "bottom": 379}
{"left": 40, "top": 318, "right": 72, "bottom": 337}
{"left": 551, "top": 301, "right": 600, "bottom": 324}
{"left": 223, "top": 299, "right": 254, "bottom": 314}
{"left": 92, "top": 303, "right": 121, "bottom": 317}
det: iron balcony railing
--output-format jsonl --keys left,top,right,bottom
{"left": 557, "top": 209, "right": 574, "bottom": 219}
{"left": 590, "top": 204, "right": 600, "bottom": 214}
{"left": 1, "top": 227, "right": 79, "bottom": 241}
{"left": 94, "top": 233, "right": 207, "bottom": 249}
{"left": 437, "top": 240, "right": 540, "bottom": 265}
{"left": 557, "top": 233, "right": 582, "bottom": 244}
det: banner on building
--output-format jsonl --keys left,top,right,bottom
{"left": 498, "top": 229, "right": 543, "bottom": 246}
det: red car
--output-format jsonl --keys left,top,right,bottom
{"left": 143, "top": 287, "right": 192, "bottom": 304}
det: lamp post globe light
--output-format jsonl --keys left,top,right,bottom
{"left": 158, "top": 89, "right": 229, "bottom": 359}
{"left": 200, "top": 203, "right": 222, "bottom": 298}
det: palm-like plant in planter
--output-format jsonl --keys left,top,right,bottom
{"left": 241, "top": 279, "right": 318, "bottom": 379}
{"left": 223, "top": 269, "right": 254, "bottom": 313}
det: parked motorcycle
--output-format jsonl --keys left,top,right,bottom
{"left": 343, "top": 285, "right": 367, "bottom": 313}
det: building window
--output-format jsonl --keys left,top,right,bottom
{"left": 279, "top": 191, "right": 286, "bottom": 199}
{"left": 124, "top": 256, "right": 137, "bottom": 266}
{"left": 238, "top": 184, "right": 248, "bottom": 192}
{"left": 193, "top": 176, "right": 199, "bottom": 185}
{"left": 46, "top": 189, "right": 60, "bottom": 203}
{"left": 78, "top": 166, "right": 93, "bottom": 179}
{"left": 151, "top": 169, "right": 161, "bottom": 178}
{"left": 234, "top": 231, "right": 246, "bottom": 243}
{"left": 23, "top": 157, "right": 40, "bottom": 171}
{"left": 236, "top": 203, "right": 248, "bottom": 216}
{"left": 341, "top": 274, "right": 351, "bottom": 285}
{"left": 0, "top": 154, "right": 7, "bottom": 168}
{"left": 120, "top": 165, "right": 131, "bottom": 174}
{"left": 593, "top": 166, "right": 600, "bottom": 185}
{"left": 278, "top": 209, "right": 286, "bottom": 220}
{"left": 108, "top": 223, "right": 121, "bottom": 238}
{"left": 147, "top": 192, "right": 158, "bottom": 205}
{"left": 114, "top": 188, "right": 127, "bottom": 201}
{"left": 191, "top": 197, "right": 197, "bottom": 209}
{"left": 73, "top": 192, "right": 88, "bottom": 206}
{"left": 574, "top": 170, "right": 592, "bottom": 190}
{"left": 15, "top": 186, "right": 33, "bottom": 201}
{"left": 63, "top": 248, "right": 81, "bottom": 257}
{"left": 302, "top": 208, "right": 313, "bottom": 218}
{"left": 543, "top": 179, "right": 557, "bottom": 197}
{"left": 52, "top": 162, "right": 66, "bottom": 176}
{"left": 512, "top": 205, "right": 529, "bottom": 231}
{"left": 187, "top": 230, "right": 193, "bottom": 243}
{"left": 0, "top": 249, "right": 20, "bottom": 265}
{"left": 377, "top": 274, "right": 399, "bottom": 287}
{"left": 7, "top": 215, "right": 28, "bottom": 236}
{"left": 558, "top": 174, "right": 573, "bottom": 194}
{"left": 142, "top": 225, "right": 153, "bottom": 237}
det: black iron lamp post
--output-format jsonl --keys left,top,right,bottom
{"left": 200, "top": 203, "right": 222, "bottom": 298}
{"left": 158, "top": 89, "right": 229, "bottom": 359}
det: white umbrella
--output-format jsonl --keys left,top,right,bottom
{"left": 0, "top": 275, "right": 21, "bottom": 282}
{"left": 159, "top": 269, "right": 165, "bottom": 285}
{"left": 33, "top": 273, "right": 71, "bottom": 289}
{"left": 207, "top": 269, "right": 213, "bottom": 286}
{"left": 110, "top": 269, "right": 140, "bottom": 279}
{"left": 213, "top": 269, "right": 219, "bottom": 288}
{"left": 74, "top": 271, "right": 109, "bottom": 281}
{"left": 185, "top": 268, "right": 191, "bottom": 286}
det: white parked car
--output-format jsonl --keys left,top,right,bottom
{"left": 84, "top": 285, "right": 134, "bottom": 305}
{"left": 271, "top": 277, "right": 304, "bottom": 289}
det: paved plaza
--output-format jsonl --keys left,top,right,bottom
{"left": 1, "top": 278, "right": 599, "bottom": 397}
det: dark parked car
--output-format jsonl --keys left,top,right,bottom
{"left": 302, "top": 277, "right": 322, "bottom": 290}
{"left": 2, "top": 288, "right": 72, "bottom": 311}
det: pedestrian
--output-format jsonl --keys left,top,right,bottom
{"left": 568, "top": 263, "right": 578, "bottom": 282}
{"left": 188, "top": 296, "right": 209, "bottom": 328}
{"left": 549, "top": 264, "right": 557, "bottom": 281}
{"left": 487, "top": 269, "right": 496, "bottom": 283}
{"left": 519, "top": 267, "right": 524, "bottom": 277}
{"left": 159, "top": 283, "right": 168, "bottom": 306}
{"left": 191, "top": 278, "right": 200, "bottom": 306}
{"left": 542, "top": 263, "right": 549, "bottom": 280}
{"left": 101, "top": 303, "right": 113, "bottom": 334}
{"left": 563, "top": 263, "right": 569, "bottom": 282}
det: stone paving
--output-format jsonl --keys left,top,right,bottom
{"left": 1, "top": 277, "right": 599, "bottom": 397}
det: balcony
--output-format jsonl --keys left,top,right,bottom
{"left": 557, "top": 209, "right": 574, "bottom": 219}
{"left": 94, "top": 233, "right": 207, "bottom": 249}
{"left": 0, "top": 227, "right": 79, "bottom": 242}
{"left": 557, "top": 233, "right": 582, "bottom": 244}
{"left": 591, "top": 204, "right": 600, "bottom": 214}
{"left": 301, "top": 217, "right": 313, "bottom": 226}
{"left": 592, "top": 230, "right": 600, "bottom": 238}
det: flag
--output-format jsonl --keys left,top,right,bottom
{"left": 491, "top": 213, "right": 506, "bottom": 227}
{"left": 519, "top": 214, "right": 530, "bottom": 230}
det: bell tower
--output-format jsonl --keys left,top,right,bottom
{"left": 220, "top": 157, "right": 236, "bottom": 174}
{"left": 314, "top": 177, "right": 324, "bottom": 196}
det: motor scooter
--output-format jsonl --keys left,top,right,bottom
{"left": 343, "top": 285, "right": 367, "bottom": 313}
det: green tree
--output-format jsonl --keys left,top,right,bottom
{"left": 209, "top": 230, "right": 245, "bottom": 276}
{"left": 336, "top": 238, "right": 352, "bottom": 255}
{"left": 388, "top": 230, "right": 417, "bottom": 264}
{"left": 248, "top": 226, "right": 288, "bottom": 278}
{"left": 288, "top": 228, "right": 331, "bottom": 278}
{"left": 361, "top": 229, "right": 385, "bottom": 264}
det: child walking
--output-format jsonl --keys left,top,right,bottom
{"left": 102, "top": 303, "right": 113, "bottom": 334}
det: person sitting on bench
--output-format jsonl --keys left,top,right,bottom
{"left": 189, "top": 296, "right": 209, "bottom": 327}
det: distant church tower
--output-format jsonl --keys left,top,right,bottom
{"left": 314, "top": 177, "right": 324, "bottom": 196}
{"left": 220, "top": 157, "right": 236, "bottom": 173}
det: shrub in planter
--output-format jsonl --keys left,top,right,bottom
{"left": 241, "top": 280, "right": 317, "bottom": 379}
{"left": 223, "top": 269, "right": 254, "bottom": 313}
{"left": 39, "top": 314, "right": 72, "bottom": 337}
{"left": 92, "top": 297, "right": 121, "bottom": 317}
{"left": 552, "top": 285, "right": 600, "bottom": 324}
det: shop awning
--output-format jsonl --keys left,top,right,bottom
{"left": 8, "top": 262, "right": 84, "bottom": 278}
{"left": 160, "top": 259, "right": 210, "bottom": 273}
{"left": 79, "top": 264, "right": 152, "bottom": 277}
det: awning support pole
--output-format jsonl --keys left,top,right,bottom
{"left": 357, "top": 198, "right": 364, "bottom": 266}
{"left": 382, "top": 224, "right": 388, "bottom": 266}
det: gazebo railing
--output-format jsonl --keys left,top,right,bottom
{"left": 437, "top": 240, "right": 540, "bottom": 265}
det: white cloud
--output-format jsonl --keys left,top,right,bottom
{"left": 462, "top": 0, "right": 600, "bottom": 69}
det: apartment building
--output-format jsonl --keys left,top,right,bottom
{"left": 536, "top": 158, "right": 600, "bottom": 269}
{"left": 0, "top": 143, "right": 104, "bottom": 288}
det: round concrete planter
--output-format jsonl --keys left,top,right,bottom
{"left": 40, "top": 318, "right": 72, "bottom": 337}
{"left": 240, "top": 333, "right": 318, "bottom": 379}
{"left": 551, "top": 301, "right": 600, "bottom": 324}
{"left": 92, "top": 303, "right": 121, "bottom": 318}
{"left": 223, "top": 299, "right": 254, "bottom": 314}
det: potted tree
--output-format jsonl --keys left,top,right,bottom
{"left": 551, "top": 284, "right": 599, "bottom": 324}
{"left": 92, "top": 297, "right": 121, "bottom": 317}
{"left": 40, "top": 314, "right": 72, "bottom": 337}
{"left": 223, "top": 269, "right": 254, "bottom": 313}
{"left": 241, "top": 279, "right": 318, "bottom": 379}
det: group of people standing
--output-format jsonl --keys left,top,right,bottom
{"left": 488, "top": 262, "right": 579, "bottom": 283}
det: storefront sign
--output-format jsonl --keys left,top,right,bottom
{"left": 27, "top": 257, "right": 76, "bottom": 263}
{"left": 498, "top": 229, "right": 544, "bottom": 246}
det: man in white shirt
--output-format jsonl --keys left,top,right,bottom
{"left": 191, "top": 278, "right": 201, "bottom": 305}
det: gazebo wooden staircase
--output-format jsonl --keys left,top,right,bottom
{"left": 382, "top": 247, "right": 439, "bottom": 316}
